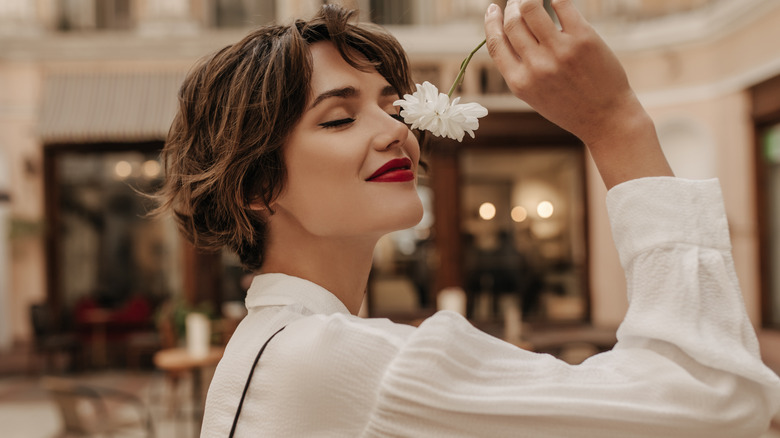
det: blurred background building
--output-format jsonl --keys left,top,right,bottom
{"left": 1, "top": 0, "right": 780, "bottom": 371}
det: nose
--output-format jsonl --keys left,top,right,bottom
{"left": 372, "top": 110, "right": 409, "bottom": 151}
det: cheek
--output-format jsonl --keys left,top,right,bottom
{"left": 277, "top": 139, "right": 362, "bottom": 214}
{"left": 286, "top": 137, "right": 361, "bottom": 184}
{"left": 275, "top": 129, "right": 422, "bottom": 236}
{"left": 406, "top": 131, "right": 421, "bottom": 164}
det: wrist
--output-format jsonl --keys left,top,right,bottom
{"left": 585, "top": 103, "right": 674, "bottom": 189}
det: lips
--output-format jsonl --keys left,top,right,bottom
{"left": 367, "top": 157, "right": 414, "bottom": 182}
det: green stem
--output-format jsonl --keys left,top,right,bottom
{"left": 447, "top": 39, "right": 486, "bottom": 98}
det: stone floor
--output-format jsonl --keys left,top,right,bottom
{"left": 0, "top": 370, "right": 203, "bottom": 438}
{"left": 1, "top": 370, "right": 779, "bottom": 438}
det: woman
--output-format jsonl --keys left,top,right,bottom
{"left": 157, "top": 1, "right": 780, "bottom": 436}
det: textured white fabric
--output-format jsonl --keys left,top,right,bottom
{"left": 201, "top": 177, "right": 780, "bottom": 438}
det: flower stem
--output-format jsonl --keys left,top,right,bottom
{"left": 447, "top": 39, "right": 486, "bottom": 98}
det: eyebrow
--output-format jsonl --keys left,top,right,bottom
{"left": 309, "top": 85, "right": 398, "bottom": 109}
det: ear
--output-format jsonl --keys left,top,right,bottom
{"left": 247, "top": 196, "right": 276, "bottom": 213}
{"left": 247, "top": 200, "right": 265, "bottom": 211}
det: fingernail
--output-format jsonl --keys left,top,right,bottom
{"left": 486, "top": 3, "right": 498, "bottom": 17}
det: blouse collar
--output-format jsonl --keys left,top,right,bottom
{"left": 244, "top": 273, "right": 351, "bottom": 316}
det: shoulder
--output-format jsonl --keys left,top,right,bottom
{"left": 267, "top": 310, "right": 507, "bottom": 394}
{"left": 246, "top": 313, "right": 417, "bottom": 434}
{"left": 270, "top": 312, "right": 415, "bottom": 377}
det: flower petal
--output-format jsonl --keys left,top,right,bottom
{"left": 393, "top": 82, "right": 488, "bottom": 142}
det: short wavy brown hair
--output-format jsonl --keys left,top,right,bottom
{"left": 153, "top": 5, "right": 418, "bottom": 272}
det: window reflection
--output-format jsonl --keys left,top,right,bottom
{"left": 461, "top": 148, "right": 587, "bottom": 326}
{"left": 369, "top": 0, "right": 414, "bottom": 25}
{"left": 763, "top": 123, "right": 780, "bottom": 328}
{"left": 57, "top": 150, "right": 181, "bottom": 314}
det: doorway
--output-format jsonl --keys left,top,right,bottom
{"left": 460, "top": 146, "right": 589, "bottom": 326}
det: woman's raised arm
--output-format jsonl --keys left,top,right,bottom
{"left": 483, "top": 0, "right": 673, "bottom": 189}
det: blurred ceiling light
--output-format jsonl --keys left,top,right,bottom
{"left": 114, "top": 160, "right": 132, "bottom": 179}
{"left": 537, "top": 201, "right": 554, "bottom": 219}
{"left": 142, "top": 159, "right": 161, "bottom": 178}
{"left": 478, "top": 202, "right": 496, "bottom": 220}
{"left": 511, "top": 206, "right": 527, "bottom": 223}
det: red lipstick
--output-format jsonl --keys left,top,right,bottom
{"left": 367, "top": 157, "right": 414, "bottom": 182}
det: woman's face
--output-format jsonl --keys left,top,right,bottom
{"left": 268, "top": 41, "right": 423, "bottom": 240}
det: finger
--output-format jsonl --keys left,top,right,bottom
{"left": 503, "top": 0, "right": 539, "bottom": 54}
{"left": 551, "top": 0, "right": 586, "bottom": 34}
{"left": 484, "top": 4, "right": 520, "bottom": 66}
{"left": 517, "top": 0, "right": 558, "bottom": 44}
{"left": 484, "top": 3, "right": 526, "bottom": 89}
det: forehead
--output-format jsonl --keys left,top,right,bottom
{"left": 307, "top": 41, "right": 388, "bottom": 94}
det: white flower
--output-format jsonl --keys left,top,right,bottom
{"left": 394, "top": 81, "right": 488, "bottom": 142}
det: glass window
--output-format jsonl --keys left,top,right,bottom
{"left": 460, "top": 148, "right": 588, "bottom": 326}
{"left": 762, "top": 123, "right": 780, "bottom": 328}
{"left": 369, "top": 0, "right": 413, "bottom": 25}
{"left": 57, "top": 0, "right": 134, "bottom": 31}
{"left": 96, "top": 0, "right": 133, "bottom": 30}
{"left": 55, "top": 149, "right": 181, "bottom": 312}
{"left": 212, "top": 0, "right": 276, "bottom": 28}
{"left": 480, "top": 65, "right": 512, "bottom": 95}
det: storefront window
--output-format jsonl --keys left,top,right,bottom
{"left": 460, "top": 147, "right": 588, "bottom": 326}
{"left": 212, "top": 0, "right": 276, "bottom": 28}
{"left": 55, "top": 149, "right": 181, "bottom": 312}
{"left": 762, "top": 123, "right": 780, "bottom": 328}
{"left": 369, "top": 0, "right": 413, "bottom": 25}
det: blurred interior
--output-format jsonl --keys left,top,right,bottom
{"left": 1, "top": 0, "right": 780, "bottom": 436}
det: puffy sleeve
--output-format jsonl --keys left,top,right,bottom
{"left": 361, "top": 178, "right": 780, "bottom": 438}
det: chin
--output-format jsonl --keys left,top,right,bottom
{"left": 392, "top": 196, "right": 425, "bottom": 231}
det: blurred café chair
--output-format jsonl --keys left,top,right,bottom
{"left": 125, "top": 330, "right": 163, "bottom": 371}
{"left": 29, "top": 304, "right": 81, "bottom": 374}
{"left": 41, "top": 376, "right": 155, "bottom": 437}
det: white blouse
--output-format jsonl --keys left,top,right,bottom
{"left": 201, "top": 177, "right": 780, "bottom": 437}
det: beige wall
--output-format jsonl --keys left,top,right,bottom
{"left": 586, "top": 153, "right": 626, "bottom": 328}
{"left": 0, "top": 61, "right": 46, "bottom": 341}
{"left": 585, "top": 1, "right": 780, "bottom": 328}
{"left": 617, "top": 4, "right": 780, "bottom": 94}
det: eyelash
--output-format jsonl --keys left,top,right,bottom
{"left": 319, "top": 113, "right": 406, "bottom": 129}
{"left": 319, "top": 118, "right": 354, "bottom": 129}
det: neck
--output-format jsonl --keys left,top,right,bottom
{"left": 261, "top": 222, "right": 378, "bottom": 315}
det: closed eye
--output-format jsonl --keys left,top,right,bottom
{"left": 319, "top": 118, "right": 355, "bottom": 129}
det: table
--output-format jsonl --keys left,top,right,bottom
{"left": 153, "top": 345, "right": 224, "bottom": 371}
{"left": 81, "top": 308, "right": 113, "bottom": 368}
{"left": 153, "top": 346, "right": 225, "bottom": 428}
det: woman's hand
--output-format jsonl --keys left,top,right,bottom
{"left": 484, "top": 0, "right": 673, "bottom": 188}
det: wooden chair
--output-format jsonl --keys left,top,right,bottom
{"left": 29, "top": 304, "right": 81, "bottom": 374}
{"left": 41, "top": 376, "right": 155, "bottom": 437}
